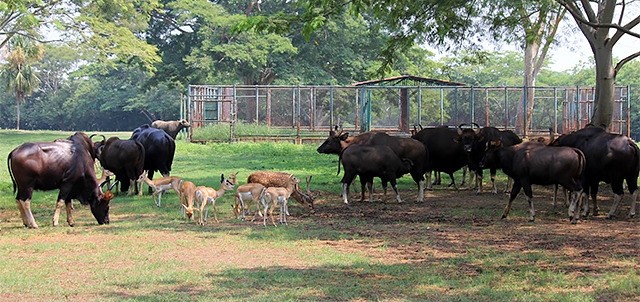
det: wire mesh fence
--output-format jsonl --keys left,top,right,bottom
{"left": 186, "top": 84, "right": 630, "bottom": 143}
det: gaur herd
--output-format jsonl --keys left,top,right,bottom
{"left": 6, "top": 119, "right": 639, "bottom": 229}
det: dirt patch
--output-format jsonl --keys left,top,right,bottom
{"left": 302, "top": 185, "right": 640, "bottom": 272}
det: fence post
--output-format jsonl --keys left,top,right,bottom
{"left": 330, "top": 87, "right": 334, "bottom": 128}
{"left": 627, "top": 85, "right": 631, "bottom": 136}
{"left": 553, "top": 87, "right": 558, "bottom": 135}
{"left": 484, "top": 88, "right": 489, "bottom": 126}
{"left": 417, "top": 85, "right": 422, "bottom": 126}
{"left": 255, "top": 86, "right": 259, "bottom": 125}
{"left": 470, "top": 86, "right": 475, "bottom": 124}
{"left": 291, "top": 86, "right": 296, "bottom": 128}
{"left": 523, "top": 85, "right": 528, "bottom": 137}
{"left": 440, "top": 88, "right": 444, "bottom": 125}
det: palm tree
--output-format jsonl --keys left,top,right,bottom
{"left": 0, "top": 36, "right": 44, "bottom": 130}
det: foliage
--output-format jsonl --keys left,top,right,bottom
{"left": 0, "top": 36, "right": 44, "bottom": 129}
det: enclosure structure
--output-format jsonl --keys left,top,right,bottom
{"left": 186, "top": 81, "right": 631, "bottom": 143}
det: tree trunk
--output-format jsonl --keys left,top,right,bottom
{"left": 15, "top": 95, "right": 22, "bottom": 130}
{"left": 516, "top": 42, "right": 539, "bottom": 136}
{"left": 591, "top": 45, "right": 615, "bottom": 128}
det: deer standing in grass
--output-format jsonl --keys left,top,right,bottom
{"left": 234, "top": 183, "right": 266, "bottom": 222}
{"left": 262, "top": 175, "right": 300, "bottom": 227}
{"left": 178, "top": 180, "right": 197, "bottom": 221}
{"left": 137, "top": 170, "right": 183, "bottom": 207}
{"left": 194, "top": 174, "right": 236, "bottom": 225}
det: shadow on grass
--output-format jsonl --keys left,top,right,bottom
{"left": 104, "top": 261, "right": 638, "bottom": 302}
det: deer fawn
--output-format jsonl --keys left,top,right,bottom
{"left": 262, "top": 175, "right": 300, "bottom": 226}
{"left": 234, "top": 183, "right": 266, "bottom": 222}
{"left": 178, "top": 180, "right": 197, "bottom": 221}
{"left": 137, "top": 170, "right": 183, "bottom": 207}
{"left": 194, "top": 174, "right": 236, "bottom": 225}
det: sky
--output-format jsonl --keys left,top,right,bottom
{"left": 546, "top": 23, "right": 639, "bottom": 72}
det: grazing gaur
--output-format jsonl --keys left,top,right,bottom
{"left": 551, "top": 126, "right": 639, "bottom": 218}
{"left": 339, "top": 144, "right": 413, "bottom": 204}
{"left": 151, "top": 119, "right": 191, "bottom": 139}
{"left": 481, "top": 140, "right": 586, "bottom": 223}
{"left": 7, "top": 132, "right": 114, "bottom": 228}
{"left": 131, "top": 124, "right": 176, "bottom": 192}
{"left": 411, "top": 125, "right": 468, "bottom": 189}
{"left": 92, "top": 135, "right": 145, "bottom": 195}
{"left": 247, "top": 171, "right": 315, "bottom": 211}
{"left": 317, "top": 127, "right": 428, "bottom": 201}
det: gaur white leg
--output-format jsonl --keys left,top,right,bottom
{"left": 16, "top": 200, "right": 28, "bottom": 227}
{"left": 127, "top": 179, "right": 136, "bottom": 196}
{"left": 366, "top": 182, "right": 373, "bottom": 202}
{"left": 526, "top": 195, "right": 535, "bottom": 222}
{"left": 607, "top": 194, "right": 624, "bottom": 219}
{"left": 20, "top": 200, "right": 38, "bottom": 229}
{"left": 502, "top": 183, "right": 521, "bottom": 219}
{"left": 476, "top": 174, "right": 483, "bottom": 195}
{"left": 570, "top": 191, "right": 584, "bottom": 224}
{"left": 490, "top": 174, "right": 497, "bottom": 194}
{"left": 628, "top": 190, "right": 638, "bottom": 218}
{"left": 417, "top": 180, "right": 425, "bottom": 202}
{"left": 65, "top": 201, "right": 74, "bottom": 227}
{"left": 53, "top": 199, "right": 64, "bottom": 226}
{"left": 393, "top": 185, "right": 402, "bottom": 203}
{"left": 460, "top": 166, "right": 467, "bottom": 187}
{"left": 341, "top": 183, "right": 349, "bottom": 204}
{"left": 581, "top": 193, "right": 591, "bottom": 218}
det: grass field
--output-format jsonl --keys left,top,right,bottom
{"left": 0, "top": 130, "right": 638, "bottom": 301}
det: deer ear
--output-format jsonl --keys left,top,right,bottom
{"left": 220, "top": 174, "right": 224, "bottom": 183}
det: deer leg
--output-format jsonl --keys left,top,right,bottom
{"left": 366, "top": 182, "right": 373, "bottom": 202}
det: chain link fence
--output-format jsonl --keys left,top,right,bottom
{"left": 186, "top": 84, "right": 630, "bottom": 143}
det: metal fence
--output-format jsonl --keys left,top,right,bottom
{"left": 186, "top": 84, "right": 630, "bottom": 142}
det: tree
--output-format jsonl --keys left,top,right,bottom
{"left": 486, "top": 0, "right": 565, "bottom": 134}
{"left": 558, "top": 0, "right": 640, "bottom": 128}
{"left": 0, "top": 0, "right": 161, "bottom": 71}
{"left": 0, "top": 36, "right": 43, "bottom": 129}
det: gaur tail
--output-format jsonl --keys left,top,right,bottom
{"left": 336, "top": 156, "right": 342, "bottom": 176}
{"left": 7, "top": 151, "right": 16, "bottom": 194}
{"left": 629, "top": 138, "right": 640, "bottom": 176}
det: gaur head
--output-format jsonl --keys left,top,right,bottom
{"left": 90, "top": 190, "right": 113, "bottom": 225}
{"left": 317, "top": 129, "right": 349, "bottom": 154}
{"left": 479, "top": 140, "right": 503, "bottom": 168}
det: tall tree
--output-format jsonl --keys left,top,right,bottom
{"left": 558, "top": 0, "right": 640, "bottom": 128}
{"left": 0, "top": 0, "right": 161, "bottom": 71}
{"left": 486, "top": 0, "right": 565, "bottom": 134}
{"left": 0, "top": 36, "right": 43, "bottom": 129}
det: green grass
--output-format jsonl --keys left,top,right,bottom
{"left": 191, "top": 122, "right": 330, "bottom": 142}
{"left": 0, "top": 130, "right": 638, "bottom": 301}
